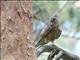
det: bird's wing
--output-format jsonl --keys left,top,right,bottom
{"left": 36, "top": 25, "right": 52, "bottom": 47}
{"left": 40, "top": 25, "right": 52, "bottom": 37}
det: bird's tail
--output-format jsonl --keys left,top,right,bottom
{"left": 35, "top": 37, "right": 43, "bottom": 47}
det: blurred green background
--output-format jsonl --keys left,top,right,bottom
{"left": 32, "top": 1, "right": 80, "bottom": 60}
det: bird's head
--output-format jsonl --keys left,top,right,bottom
{"left": 50, "top": 15, "right": 59, "bottom": 28}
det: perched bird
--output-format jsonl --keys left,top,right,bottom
{"left": 35, "top": 2, "right": 68, "bottom": 48}
{"left": 36, "top": 16, "right": 62, "bottom": 47}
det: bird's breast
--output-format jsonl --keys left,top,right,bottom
{"left": 46, "top": 29, "right": 59, "bottom": 41}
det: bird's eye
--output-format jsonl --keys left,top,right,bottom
{"left": 50, "top": 18, "right": 56, "bottom": 23}
{"left": 50, "top": 19, "right": 54, "bottom": 22}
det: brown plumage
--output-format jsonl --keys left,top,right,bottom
{"left": 36, "top": 16, "right": 62, "bottom": 47}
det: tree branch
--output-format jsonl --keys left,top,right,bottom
{"left": 36, "top": 42, "right": 80, "bottom": 60}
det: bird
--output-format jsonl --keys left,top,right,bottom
{"left": 35, "top": 15, "right": 62, "bottom": 47}
{"left": 35, "top": 2, "right": 68, "bottom": 48}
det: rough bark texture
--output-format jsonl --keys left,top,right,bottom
{"left": 1, "top": 1, "right": 37, "bottom": 60}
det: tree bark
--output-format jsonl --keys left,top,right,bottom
{"left": 1, "top": 1, "right": 37, "bottom": 60}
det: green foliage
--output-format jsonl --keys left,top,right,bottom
{"left": 32, "top": 1, "right": 80, "bottom": 31}
{"left": 32, "top": 1, "right": 59, "bottom": 22}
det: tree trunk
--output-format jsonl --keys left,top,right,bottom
{"left": 1, "top": 1, "right": 37, "bottom": 60}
